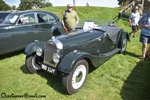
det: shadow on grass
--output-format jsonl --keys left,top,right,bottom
{"left": 124, "top": 50, "right": 141, "bottom": 58}
{"left": 0, "top": 50, "right": 24, "bottom": 60}
{"left": 37, "top": 71, "right": 68, "bottom": 95}
{"left": 120, "top": 58, "right": 150, "bottom": 100}
{"left": 20, "top": 65, "right": 33, "bottom": 74}
{"left": 20, "top": 65, "right": 68, "bottom": 95}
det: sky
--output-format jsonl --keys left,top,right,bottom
{"left": 4, "top": 0, "right": 120, "bottom": 8}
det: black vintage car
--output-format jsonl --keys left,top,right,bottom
{"left": 0, "top": 10, "right": 65, "bottom": 55}
{"left": 24, "top": 20, "right": 129, "bottom": 94}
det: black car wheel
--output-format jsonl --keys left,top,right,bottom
{"left": 119, "top": 35, "right": 127, "bottom": 53}
{"left": 25, "top": 53, "right": 42, "bottom": 73}
{"left": 62, "top": 59, "right": 89, "bottom": 94}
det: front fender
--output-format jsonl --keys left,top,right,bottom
{"left": 58, "top": 51, "right": 88, "bottom": 74}
{"left": 24, "top": 41, "right": 45, "bottom": 56}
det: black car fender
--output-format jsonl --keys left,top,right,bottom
{"left": 58, "top": 51, "right": 89, "bottom": 74}
{"left": 24, "top": 41, "right": 45, "bottom": 56}
{"left": 121, "top": 31, "right": 129, "bottom": 41}
{"left": 118, "top": 31, "right": 129, "bottom": 48}
{"left": 119, "top": 30, "right": 129, "bottom": 40}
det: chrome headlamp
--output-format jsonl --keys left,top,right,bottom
{"left": 36, "top": 47, "right": 43, "bottom": 56}
{"left": 53, "top": 53, "right": 60, "bottom": 63}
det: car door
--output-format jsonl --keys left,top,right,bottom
{"left": 35, "top": 12, "right": 63, "bottom": 41}
{"left": 0, "top": 25, "right": 15, "bottom": 55}
{"left": 13, "top": 13, "right": 41, "bottom": 50}
{"left": 94, "top": 31, "right": 115, "bottom": 64}
{"left": 102, "top": 33, "right": 116, "bottom": 53}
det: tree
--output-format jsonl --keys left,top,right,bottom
{"left": 18, "top": 0, "right": 52, "bottom": 10}
{"left": 41, "top": 2, "right": 52, "bottom": 8}
{"left": 117, "top": 0, "right": 142, "bottom": 7}
{"left": 118, "top": 0, "right": 132, "bottom": 7}
{"left": 12, "top": 5, "right": 16, "bottom": 10}
{"left": 0, "top": 0, "right": 11, "bottom": 10}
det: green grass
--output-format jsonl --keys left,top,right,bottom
{"left": 0, "top": 7, "right": 150, "bottom": 100}
{"left": 40, "top": 6, "right": 121, "bottom": 20}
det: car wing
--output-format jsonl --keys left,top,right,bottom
{"left": 106, "top": 27, "right": 123, "bottom": 42}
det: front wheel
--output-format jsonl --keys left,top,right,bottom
{"left": 62, "top": 59, "right": 89, "bottom": 94}
{"left": 25, "top": 53, "right": 42, "bottom": 73}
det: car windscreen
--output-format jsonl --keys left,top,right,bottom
{"left": 3, "top": 14, "right": 19, "bottom": 24}
{"left": 77, "top": 20, "right": 116, "bottom": 32}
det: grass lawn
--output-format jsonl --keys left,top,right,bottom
{"left": 0, "top": 7, "right": 150, "bottom": 100}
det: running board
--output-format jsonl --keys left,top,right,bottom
{"left": 99, "top": 48, "right": 120, "bottom": 57}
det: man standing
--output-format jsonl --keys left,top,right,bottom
{"left": 62, "top": 4, "right": 79, "bottom": 32}
{"left": 138, "top": 9, "right": 150, "bottom": 62}
{"left": 128, "top": 6, "right": 140, "bottom": 37}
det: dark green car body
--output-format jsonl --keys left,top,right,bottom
{"left": 0, "top": 10, "right": 65, "bottom": 55}
{"left": 24, "top": 21, "right": 129, "bottom": 94}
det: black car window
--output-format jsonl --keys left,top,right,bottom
{"left": 18, "top": 13, "right": 36, "bottom": 24}
{"left": 47, "top": 14, "right": 55, "bottom": 22}
{"left": 37, "top": 13, "right": 46, "bottom": 23}
{"left": 0, "top": 12, "right": 10, "bottom": 23}
{"left": 0, "top": 13, "right": 10, "bottom": 18}
{"left": 37, "top": 13, "right": 55, "bottom": 23}
{"left": 3, "top": 14, "right": 19, "bottom": 24}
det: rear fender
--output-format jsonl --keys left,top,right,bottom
{"left": 118, "top": 31, "right": 129, "bottom": 50}
{"left": 120, "top": 31, "right": 129, "bottom": 41}
{"left": 24, "top": 41, "right": 45, "bottom": 56}
{"left": 58, "top": 51, "right": 88, "bottom": 74}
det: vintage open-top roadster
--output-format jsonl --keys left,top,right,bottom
{"left": 24, "top": 20, "right": 129, "bottom": 94}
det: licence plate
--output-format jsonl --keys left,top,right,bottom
{"left": 42, "top": 64, "right": 47, "bottom": 70}
{"left": 41, "top": 64, "right": 55, "bottom": 74}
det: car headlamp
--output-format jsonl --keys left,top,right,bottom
{"left": 36, "top": 47, "right": 43, "bottom": 56}
{"left": 53, "top": 53, "right": 60, "bottom": 63}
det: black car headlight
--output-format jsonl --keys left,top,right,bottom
{"left": 36, "top": 47, "right": 43, "bottom": 56}
{"left": 53, "top": 53, "right": 60, "bottom": 63}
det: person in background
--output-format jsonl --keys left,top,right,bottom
{"left": 61, "top": 4, "right": 79, "bottom": 33}
{"left": 86, "top": 2, "right": 89, "bottom": 6}
{"left": 138, "top": 9, "right": 150, "bottom": 62}
{"left": 128, "top": 6, "right": 140, "bottom": 37}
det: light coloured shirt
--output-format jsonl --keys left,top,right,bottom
{"left": 129, "top": 11, "right": 140, "bottom": 26}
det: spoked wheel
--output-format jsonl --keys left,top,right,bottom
{"left": 25, "top": 53, "right": 42, "bottom": 73}
{"left": 62, "top": 59, "right": 89, "bottom": 94}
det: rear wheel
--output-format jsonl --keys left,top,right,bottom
{"left": 119, "top": 35, "right": 127, "bottom": 53}
{"left": 25, "top": 53, "right": 42, "bottom": 73}
{"left": 62, "top": 59, "right": 89, "bottom": 94}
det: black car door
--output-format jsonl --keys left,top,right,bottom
{"left": 13, "top": 13, "right": 41, "bottom": 50}
{"left": 102, "top": 33, "right": 116, "bottom": 53}
{"left": 0, "top": 26, "right": 15, "bottom": 54}
{"left": 103, "top": 27, "right": 120, "bottom": 54}
{"left": 35, "top": 12, "right": 61, "bottom": 41}
{"left": 96, "top": 30, "right": 116, "bottom": 54}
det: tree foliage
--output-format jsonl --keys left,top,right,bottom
{"left": 0, "top": 0, "right": 11, "bottom": 11}
{"left": 118, "top": 0, "right": 131, "bottom": 7}
{"left": 18, "top": 0, "right": 52, "bottom": 10}
{"left": 118, "top": 0, "right": 142, "bottom": 7}
{"left": 12, "top": 5, "right": 16, "bottom": 10}
{"left": 41, "top": 2, "right": 52, "bottom": 8}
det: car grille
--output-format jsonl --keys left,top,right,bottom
{"left": 43, "top": 43, "right": 57, "bottom": 67}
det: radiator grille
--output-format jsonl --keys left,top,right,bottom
{"left": 44, "top": 43, "right": 57, "bottom": 66}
